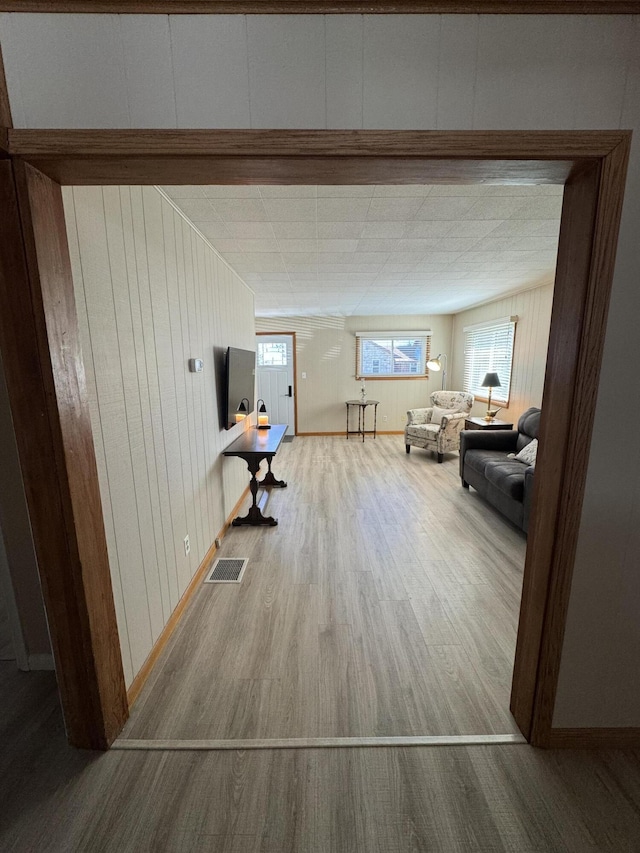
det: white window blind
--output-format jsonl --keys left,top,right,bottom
{"left": 463, "top": 318, "right": 516, "bottom": 405}
{"left": 355, "top": 331, "right": 431, "bottom": 379}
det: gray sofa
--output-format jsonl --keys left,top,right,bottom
{"left": 459, "top": 407, "right": 541, "bottom": 533}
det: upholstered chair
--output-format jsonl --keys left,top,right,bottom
{"left": 405, "top": 391, "right": 474, "bottom": 462}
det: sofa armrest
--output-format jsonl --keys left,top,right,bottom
{"left": 407, "top": 407, "right": 432, "bottom": 426}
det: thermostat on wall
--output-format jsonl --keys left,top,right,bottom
{"left": 188, "top": 358, "right": 204, "bottom": 373}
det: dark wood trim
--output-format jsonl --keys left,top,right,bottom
{"left": 0, "top": 159, "right": 128, "bottom": 748}
{"left": 548, "top": 728, "right": 640, "bottom": 748}
{"left": 527, "top": 137, "right": 630, "bottom": 747}
{"left": 3, "top": 129, "right": 630, "bottom": 748}
{"left": 1, "top": 0, "right": 639, "bottom": 13}
{"left": 256, "top": 330, "right": 298, "bottom": 436}
{"left": 0, "top": 43, "right": 11, "bottom": 132}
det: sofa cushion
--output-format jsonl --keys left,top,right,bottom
{"left": 484, "top": 459, "right": 527, "bottom": 501}
{"left": 516, "top": 408, "right": 541, "bottom": 451}
{"left": 406, "top": 423, "right": 440, "bottom": 440}
{"left": 463, "top": 449, "right": 511, "bottom": 477}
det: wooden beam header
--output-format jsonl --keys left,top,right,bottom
{"left": 1, "top": 0, "right": 639, "bottom": 12}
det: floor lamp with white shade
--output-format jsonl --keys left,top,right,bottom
{"left": 427, "top": 353, "right": 447, "bottom": 390}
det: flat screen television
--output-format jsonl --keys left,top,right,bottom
{"left": 224, "top": 346, "right": 256, "bottom": 429}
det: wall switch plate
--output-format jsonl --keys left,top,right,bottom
{"left": 188, "top": 358, "right": 204, "bottom": 373}
{"left": 184, "top": 535, "right": 190, "bottom": 556}
{"left": 301, "top": 372, "right": 307, "bottom": 379}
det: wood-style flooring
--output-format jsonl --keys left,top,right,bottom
{"left": 3, "top": 663, "right": 640, "bottom": 851}
{"left": 123, "top": 436, "right": 526, "bottom": 741}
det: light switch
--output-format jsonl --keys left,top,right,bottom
{"left": 188, "top": 358, "right": 204, "bottom": 373}
{"left": 301, "top": 372, "right": 307, "bottom": 379}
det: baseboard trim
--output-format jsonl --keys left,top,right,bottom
{"left": 113, "top": 733, "right": 527, "bottom": 751}
{"left": 297, "top": 430, "right": 404, "bottom": 437}
{"left": 547, "top": 727, "right": 640, "bottom": 748}
{"left": 126, "top": 484, "right": 250, "bottom": 708}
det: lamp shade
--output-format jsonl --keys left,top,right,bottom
{"left": 427, "top": 356, "right": 442, "bottom": 371}
{"left": 481, "top": 372, "right": 501, "bottom": 388}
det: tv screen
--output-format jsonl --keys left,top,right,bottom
{"left": 225, "top": 347, "right": 256, "bottom": 430}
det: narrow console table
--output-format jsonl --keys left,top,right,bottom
{"left": 223, "top": 424, "right": 288, "bottom": 527}
{"left": 345, "top": 400, "right": 380, "bottom": 441}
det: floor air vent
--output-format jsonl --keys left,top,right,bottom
{"left": 205, "top": 558, "right": 248, "bottom": 584}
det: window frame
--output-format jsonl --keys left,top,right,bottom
{"left": 462, "top": 317, "right": 517, "bottom": 406}
{"left": 355, "top": 331, "right": 431, "bottom": 381}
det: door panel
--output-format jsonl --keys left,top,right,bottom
{"left": 256, "top": 334, "right": 295, "bottom": 436}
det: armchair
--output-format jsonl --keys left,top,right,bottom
{"left": 405, "top": 391, "right": 474, "bottom": 462}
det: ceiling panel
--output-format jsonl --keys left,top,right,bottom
{"left": 161, "top": 184, "right": 563, "bottom": 317}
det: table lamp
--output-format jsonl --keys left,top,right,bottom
{"left": 257, "top": 399, "right": 270, "bottom": 429}
{"left": 235, "top": 397, "right": 250, "bottom": 423}
{"left": 481, "top": 372, "right": 501, "bottom": 421}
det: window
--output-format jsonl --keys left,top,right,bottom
{"left": 257, "top": 341, "right": 288, "bottom": 367}
{"left": 356, "top": 331, "right": 431, "bottom": 379}
{"left": 463, "top": 317, "right": 517, "bottom": 405}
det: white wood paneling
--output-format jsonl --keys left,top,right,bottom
{"left": 63, "top": 186, "right": 255, "bottom": 687}
{"left": 119, "top": 16, "right": 177, "bottom": 128}
{"left": 325, "top": 16, "right": 363, "bottom": 130}
{"left": 436, "top": 16, "right": 478, "bottom": 130}
{"left": 451, "top": 284, "right": 554, "bottom": 427}
{"left": 170, "top": 16, "right": 250, "bottom": 128}
{"left": 363, "top": 16, "right": 440, "bottom": 130}
{"left": 247, "top": 16, "right": 326, "bottom": 128}
{"left": 256, "top": 314, "right": 453, "bottom": 434}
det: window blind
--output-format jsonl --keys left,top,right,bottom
{"left": 463, "top": 318, "right": 516, "bottom": 405}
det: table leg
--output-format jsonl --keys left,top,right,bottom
{"left": 232, "top": 457, "right": 278, "bottom": 526}
{"left": 373, "top": 404, "right": 377, "bottom": 439}
{"left": 259, "top": 456, "right": 287, "bottom": 488}
{"left": 346, "top": 403, "right": 350, "bottom": 439}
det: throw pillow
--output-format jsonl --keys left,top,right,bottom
{"left": 514, "top": 438, "right": 538, "bottom": 467}
{"left": 430, "top": 405, "right": 451, "bottom": 425}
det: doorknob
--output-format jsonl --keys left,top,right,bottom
{"left": 288, "top": 385, "right": 293, "bottom": 397}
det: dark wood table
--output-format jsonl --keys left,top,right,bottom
{"left": 464, "top": 417, "right": 514, "bottom": 431}
{"left": 345, "top": 399, "right": 380, "bottom": 441}
{"left": 223, "top": 424, "right": 287, "bottom": 527}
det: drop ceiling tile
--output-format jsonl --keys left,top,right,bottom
{"left": 317, "top": 186, "right": 374, "bottom": 197}
{"left": 210, "top": 199, "right": 268, "bottom": 222}
{"left": 317, "top": 198, "right": 373, "bottom": 222}
{"left": 366, "top": 198, "right": 425, "bottom": 221}
{"left": 443, "top": 220, "right": 506, "bottom": 239}
{"left": 234, "top": 239, "right": 281, "bottom": 253}
{"left": 262, "top": 199, "right": 317, "bottom": 222}
{"left": 163, "top": 186, "right": 206, "bottom": 199}
{"left": 360, "top": 222, "right": 407, "bottom": 239}
{"left": 487, "top": 219, "right": 560, "bottom": 238}
{"left": 194, "top": 222, "right": 231, "bottom": 238}
{"left": 463, "top": 197, "right": 528, "bottom": 220}
{"left": 356, "top": 239, "right": 400, "bottom": 253}
{"left": 317, "top": 222, "right": 366, "bottom": 239}
{"left": 512, "top": 197, "right": 564, "bottom": 219}
{"left": 414, "top": 197, "right": 478, "bottom": 220}
{"left": 401, "top": 221, "right": 457, "bottom": 239}
{"left": 176, "top": 199, "right": 220, "bottom": 221}
{"left": 259, "top": 186, "right": 317, "bottom": 198}
{"left": 203, "top": 186, "right": 262, "bottom": 198}
{"left": 373, "top": 185, "right": 434, "bottom": 197}
{"left": 208, "top": 238, "right": 243, "bottom": 254}
{"left": 261, "top": 273, "right": 293, "bottom": 281}
{"left": 224, "top": 222, "right": 276, "bottom": 239}
{"left": 271, "top": 222, "right": 318, "bottom": 239}
{"left": 277, "top": 240, "right": 319, "bottom": 254}
{"left": 321, "top": 264, "right": 384, "bottom": 273}
{"left": 223, "top": 253, "right": 286, "bottom": 273}
{"left": 318, "top": 240, "right": 360, "bottom": 253}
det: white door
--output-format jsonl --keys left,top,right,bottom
{"left": 256, "top": 334, "right": 295, "bottom": 437}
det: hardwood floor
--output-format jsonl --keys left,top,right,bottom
{"left": 2, "top": 669, "right": 640, "bottom": 852}
{"left": 123, "top": 436, "right": 526, "bottom": 741}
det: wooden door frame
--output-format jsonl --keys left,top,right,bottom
{"left": 0, "top": 129, "right": 630, "bottom": 748}
{"left": 256, "top": 331, "right": 299, "bottom": 437}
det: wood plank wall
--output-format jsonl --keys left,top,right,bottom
{"left": 62, "top": 186, "right": 255, "bottom": 686}
{"left": 451, "top": 283, "right": 554, "bottom": 425}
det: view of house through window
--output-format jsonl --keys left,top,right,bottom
{"left": 257, "top": 341, "right": 288, "bottom": 367}
{"left": 356, "top": 332, "right": 431, "bottom": 379}
{"left": 463, "top": 318, "right": 516, "bottom": 404}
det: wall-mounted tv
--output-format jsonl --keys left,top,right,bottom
{"left": 224, "top": 346, "right": 256, "bottom": 430}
